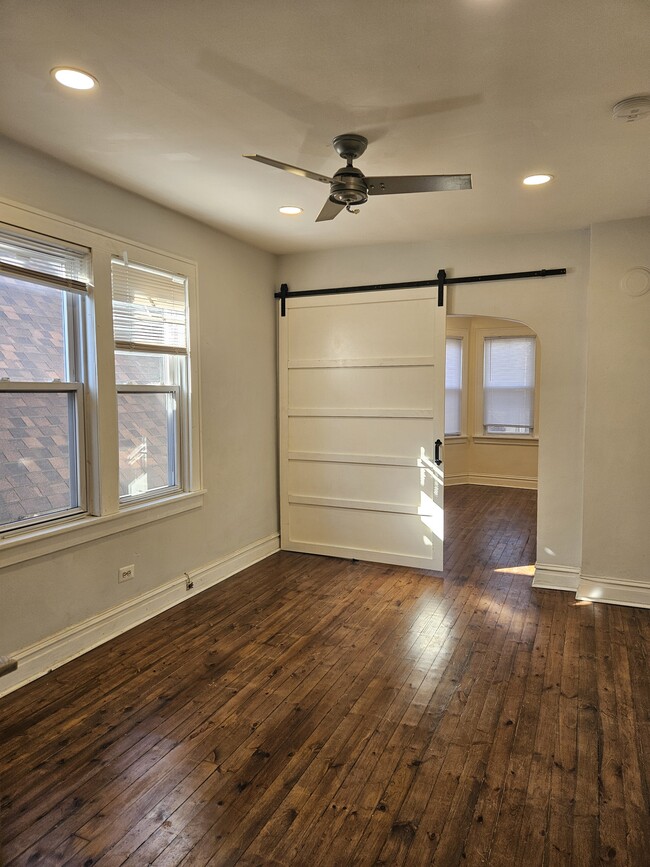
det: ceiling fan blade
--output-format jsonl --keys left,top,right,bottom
{"left": 316, "top": 198, "right": 345, "bottom": 222}
{"left": 243, "top": 154, "right": 336, "bottom": 184}
{"left": 366, "top": 174, "right": 472, "bottom": 195}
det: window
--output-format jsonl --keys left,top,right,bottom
{"left": 0, "top": 226, "right": 90, "bottom": 531}
{"left": 111, "top": 257, "right": 189, "bottom": 503}
{"left": 483, "top": 336, "right": 536, "bottom": 435}
{"left": 0, "top": 203, "right": 201, "bottom": 561}
{"left": 445, "top": 337, "right": 463, "bottom": 436}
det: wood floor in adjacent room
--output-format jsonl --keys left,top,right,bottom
{"left": 1, "top": 486, "right": 649, "bottom": 866}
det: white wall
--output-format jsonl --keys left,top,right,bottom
{"left": 578, "top": 217, "right": 650, "bottom": 605}
{"left": 278, "top": 229, "right": 591, "bottom": 583}
{"left": 0, "top": 136, "right": 279, "bottom": 663}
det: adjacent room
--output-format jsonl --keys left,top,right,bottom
{"left": 0, "top": 1, "right": 648, "bottom": 865}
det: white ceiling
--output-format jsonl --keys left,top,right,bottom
{"left": 0, "top": 0, "right": 648, "bottom": 254}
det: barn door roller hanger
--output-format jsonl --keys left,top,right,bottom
{"left": 275, "top": 267, "right": 567, "bottom": 316}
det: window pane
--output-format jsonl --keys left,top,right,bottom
{"left": 0, "top": 276, "right": 67, "bottom": 381}
{"left": 445, "top": 338, "right": 462, "bottom": 436}
{"left": 483, "top": 336, "right": 535, "bottom": 433}
{"left": 0, "top": 391, "right": 77, "bottom": 527}
{"left": 114, "top": 351, "right": 175, "bottom": 385}
{"left": 118, "top": 392, "right": 176, "bottom": 498}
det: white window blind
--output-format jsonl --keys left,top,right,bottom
{"left": 0, "top": 224, "right": 90, "bottom": 291}
{"left": 445, "top": 338, "right": 463, "bottom": 436}
{"left": 111, "top": 257, "right": 188, "bottom": 355}
{"left": 483, "top": 336, "right": 535, "bottom": 433}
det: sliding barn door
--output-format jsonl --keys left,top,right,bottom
{"left": 279, "top": 286, "right": 446, "bottom": 570}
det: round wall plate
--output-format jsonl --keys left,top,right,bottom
{"left": 620, "top": 266, "right": 650, "bottom": 297}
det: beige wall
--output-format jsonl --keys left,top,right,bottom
{"left": 578, "top": 217, "right": 650, "bottom": 601}
{"left": 446, "top": 316, "right": 539, "bottom": 488}
{"left": 0, "top": 136, "right": 279, "bottom": 655}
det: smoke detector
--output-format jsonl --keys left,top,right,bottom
{"left": 612, "top": 96, "right": 650, "bottom": 122}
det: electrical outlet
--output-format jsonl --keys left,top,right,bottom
{"left": 118, "top": 564, "right": 135, "bottom": 583}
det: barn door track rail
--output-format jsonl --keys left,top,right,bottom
{"left": 275, "top": 267, "right": 567, "bottom": 315}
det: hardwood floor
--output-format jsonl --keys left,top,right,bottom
{"left": 1, "top": 485, "right": 649, "bottom": 866}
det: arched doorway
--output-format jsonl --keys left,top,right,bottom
{"left": 444, "top": 313, "right": 539, "bottom": 576}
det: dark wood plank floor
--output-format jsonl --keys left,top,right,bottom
{"left": 1, "top": 486, "right": 649, "bottom": 866}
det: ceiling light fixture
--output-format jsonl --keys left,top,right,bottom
{"left": 278, "top": 206, "right": 303, "bottom": 215}
{"left": 51, "top": 67, "right": 98, "bottom": 90}
{"left": 523, "top": 174, "right": 553, "bottom": 186}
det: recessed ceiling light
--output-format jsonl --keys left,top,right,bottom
{"left": 278, "top": 206, "right": 303, "bottom": 215}
{"left": 523, "top": 174, "right": 553, "bottom": 186}
{"left": 51, "top": 67, "right": 98, "bottom": 90}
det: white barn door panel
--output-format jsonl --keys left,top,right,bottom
{"left": 279, "top": 287, "right": 446, "bottom": 570}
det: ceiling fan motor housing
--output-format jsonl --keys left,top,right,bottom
{"left": 330, "top": 166, "right": 368, "bottom": 206}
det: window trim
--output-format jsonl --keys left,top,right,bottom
{"left": 110, "top": 252, "right": 194, "bottom": 508}
{"left": 445, "top": 329, "right": 468, "bottom": 439}
{"left": 0, "top": 197, "right": 203, "bottom": 562}
{"left": 0, "top": 262, "right": 89, "bottom": 533}
{"left": 0, "top": 489, "right": 205, "bottom": 568}
{"left": 474, "top": 326, "right": 539, "bottom": 441}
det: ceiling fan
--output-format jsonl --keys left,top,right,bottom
{"left": 244, "top": 133, "right": 471, "bottom": 222}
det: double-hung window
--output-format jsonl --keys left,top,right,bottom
{"left": 445, "top": 337, "right": 463, "bottom": 436}
{"left": 0, "top": 226, "right": 90, "bottom": 531}
{"left": 0, "top": 202, "right": 201, "bottom": 559}
{"left": 111, "top": 256, "right": 189, "bottom": 503}
{"left": 483, "top": 336, "right": 536, "bottom": 435}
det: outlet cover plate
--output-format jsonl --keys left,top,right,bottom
{"left": 118, "top": 564, "right": 135, "bottom": 583}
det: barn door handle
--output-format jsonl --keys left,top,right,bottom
{"left": 434, "top": 439, "right": 443, "bottom": 466}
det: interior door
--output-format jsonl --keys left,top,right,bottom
{"left": 279, "top": 286, "right": 446, "bottom": 570}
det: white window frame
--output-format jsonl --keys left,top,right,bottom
{"left": 444, "top": 329, "right": 468, "bottom": 443}
{"left": 474, "top": 326, "right": 539, "bottom": 442}
{"left": 0, "top": 232, "right": 90, "bottom": 533}
{"left": 111, "top": 254, "right": 192, "bottom": 506}
{"left": 0, "top": 199, "right": 204, "bottom": 567}
{"left": 116, "top": 384, "right": 182, "bottom": 502}
{"left": 0, "top": 382, "right": 87, "bottom": 533}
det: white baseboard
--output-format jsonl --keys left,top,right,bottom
{"left": 0, "top": 533, "right": 280, "bottom": 697}
{"left": 576, "top": 573, "right": 650, "bottom": 609}
{"left": 446, "top": 473, "right": 537, "bottom": 490}
{"left": 445, "top": 474, "right": 469, "bottom": 486}
{"left": 532, "top": 563, "right": 581, "bottom": 592}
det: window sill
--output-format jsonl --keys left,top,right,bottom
{"left": 0, "top": 490, "right": 206, "bottom": 569}
{"left": 445, "top": 435, "right": 469, "bottom": 444}
{"left": 472, "top": 435, "right": 539, "bottom": 447}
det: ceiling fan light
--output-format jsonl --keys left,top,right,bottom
{"left": 523, "top": 174, "right": 553, "bottom": 186}
{"left": 51, "top": 67, "right": 98, "bottom": 90}
{"left": 279, "top": 206, "right": 303, "bottom": 215}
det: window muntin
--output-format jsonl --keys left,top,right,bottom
{"left": 483, "top": 336, "right": 536, "bottom": 435}
{"left": 445, "top": 337, "right": 463, "bottom": 436}
{"left": 111, "top": 257, "right": 189, "bottom": 504}
{"left": 0, "top": 227, "right": 89, "bottom": 532}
